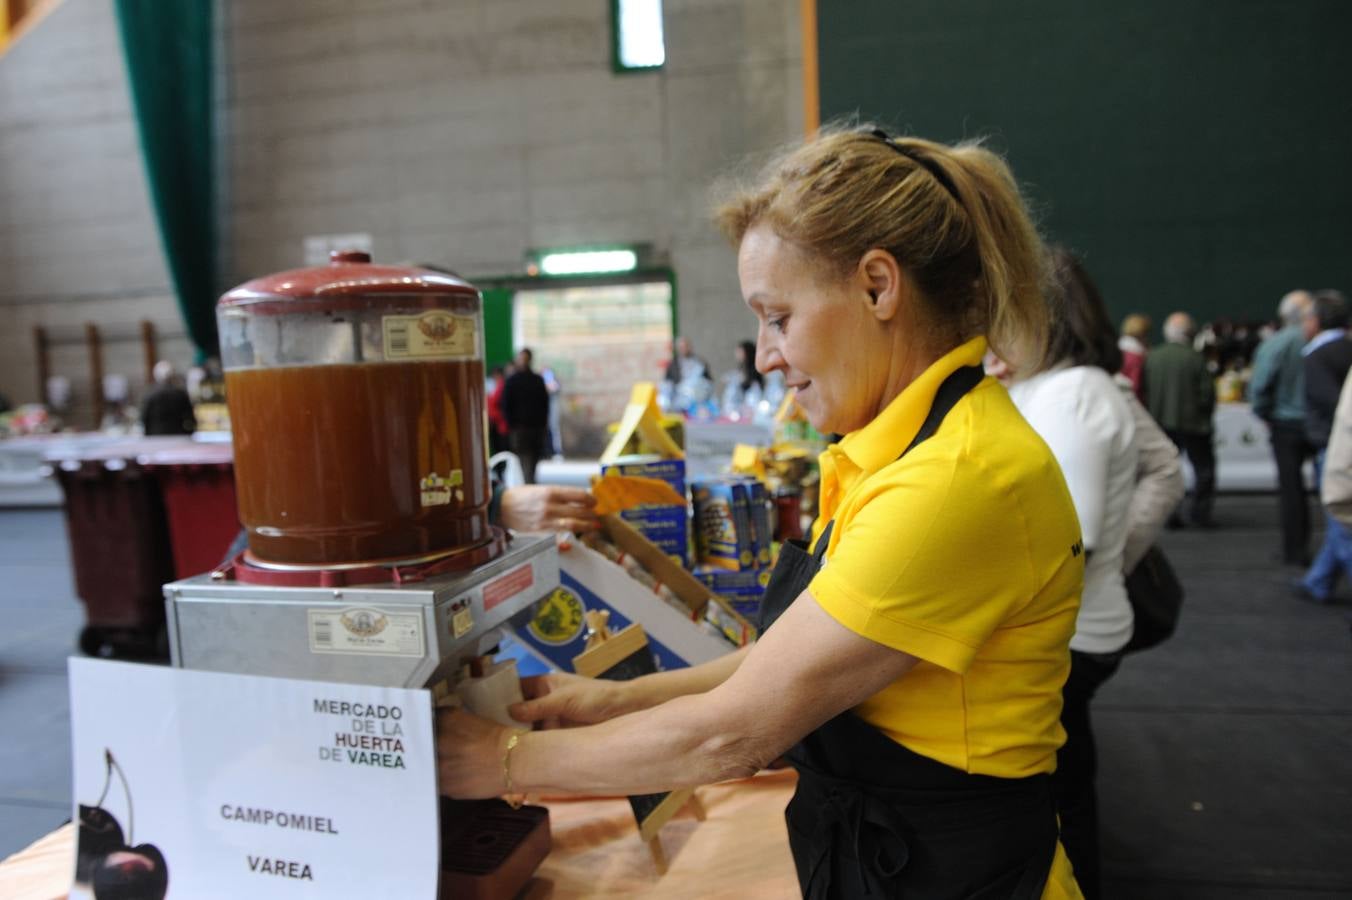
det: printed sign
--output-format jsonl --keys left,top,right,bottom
{"left": 68, "top": 658, "right": 439, "bottom": 899}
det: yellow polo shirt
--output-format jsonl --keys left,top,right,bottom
{"left": 808, "top": 336, "right": 1085, "bottom": 898}
{"left": 809, "top": 335, "right": 1083, "bottom": 774}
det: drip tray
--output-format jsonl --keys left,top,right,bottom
{"left": 440, "top": 797, "right": 550, "bottom": 900}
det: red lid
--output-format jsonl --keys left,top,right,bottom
{"left": 218, "top": 250, "right": 479, "bottom": 314}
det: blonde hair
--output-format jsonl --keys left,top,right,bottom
{"left": 1120, "top": 313, "right": 1152, "bottom": 341}
{"left": 715, "top": 125, "right": 1049, "bottom": 364}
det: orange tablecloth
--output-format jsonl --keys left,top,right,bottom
{"left": 0, "top": 771, "right": 799, "bottom": 899}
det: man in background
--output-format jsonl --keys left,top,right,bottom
{"left": 140, "top": 360, "right": 196, "bottom": 436}
{"left": 1145, "top": 312, "right": 1216, "bottom": 527}
{"left": 501, "top": 348, "right": 549, "bottom": 484}
{"left": 661, "top": 335, "right": 713, "bottom": 414}
{"left": 1298, "top": 290, "right": 1352, "bottom": 601}
{"left": 1248, "top": 290, "right": 1314, "bottom": 566}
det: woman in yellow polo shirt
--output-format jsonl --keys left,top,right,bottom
{"left": 438, "top": 127, "right": 1085, "bottom": 899}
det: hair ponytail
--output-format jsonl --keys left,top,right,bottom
{"left": 938, "top": 141, "right": 1050, "bottom": 368}
{"left": 716, "top": 125, "right": 1049, "bottom": 366}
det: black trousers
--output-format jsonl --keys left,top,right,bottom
{"left": 1269, "top": 420, "right": 1312, "bottom": 564}
{"left": 1053, "top": 649, "right": 1122, "bottom": 900}
{"left": 1166, "top": 430, "right": 1216, "bottom": 525}
{"left": 509, "top": 426, "right": 546, "bottom": 484}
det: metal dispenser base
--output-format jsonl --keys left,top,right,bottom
{"left": 164, "top": 533, "right": 559, "bottom": 688}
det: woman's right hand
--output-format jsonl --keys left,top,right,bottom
{"left": 509, "top": 672, "right": 633, "bottom": 729}
{"left": 499, "top": 485, "right": 599, "bottom": 534}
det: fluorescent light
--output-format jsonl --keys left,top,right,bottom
{"left": 539, "top": 249, "right": 638, "bottom": 275}
{"left": 618, "top": 0, "right": 664, "bottom": 68}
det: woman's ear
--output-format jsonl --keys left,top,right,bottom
{"left": 857, "top": 249, "right": 906, "bottom": 321}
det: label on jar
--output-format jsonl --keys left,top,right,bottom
{"left": 382, "top": 311, "right": 477, "bottom": 359}
{"left": 308, "top": 607, "right": 426, "bottom": 657}
{"left": 419, "top": 470, "right": 464, "bottom": 507}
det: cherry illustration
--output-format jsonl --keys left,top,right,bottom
{"left": 93, "top": 843, "right": 168, "bottom": 900}
{"left": 76, "top": 750, "right": 125, "bottom": 885}
{"left": 77, "top": 748, "right": 169, "bottom": 899}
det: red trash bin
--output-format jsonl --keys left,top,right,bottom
{"left": 49, "top": 437, "right": 189, "bottom": 658}
{"left": 140, "top": 441, "right": 239, "bottom": 580}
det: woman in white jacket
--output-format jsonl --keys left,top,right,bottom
{"left": 990, "top": 247, "right": 1181, "bottom": 900}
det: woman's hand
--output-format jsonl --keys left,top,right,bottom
{"left": 435, "top": 707, "right": 514, "bottom": 799}
{"left": 509, "top": 672, "right": 632, "bottom": 729}
{"left": 500, "top": 485, "right": 599, "bottom": 534}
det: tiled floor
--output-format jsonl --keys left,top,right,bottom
{"left": 1, "top": 498, "right": 1350, "bottom": 896}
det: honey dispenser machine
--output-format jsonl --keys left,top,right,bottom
{"left": 163, "top": 251, "right": 558, "bottom": 897}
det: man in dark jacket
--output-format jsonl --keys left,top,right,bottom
{"left": 1298, "top": 290, "right": 1352, "bottom": 601}
{"left": 501, "top": 348, "right": 550, "bottom": 484}
{"left": 1248, "top": 290, "right": 1314, "bottom": 565}
{"left": 140, "top": 360, "right": 197, "bottom": 436}
{"left": 1145, "top": 312, "right": 1216, "bottom": 526}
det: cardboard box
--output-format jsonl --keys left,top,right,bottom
{"left": 692, "top": 477, "right": 756, "bottom": 571}
{"left": 724, "top": 597, "right": 763, "bottom": 623}
{"left": 693, "top": 565, "right": 767, "bottom": 628}
{"left": 741, "top": 477, "right": 773, "bottom": 569}
{"left": 601, "top": 456, "right": 686, "bottom": 494}
{"left": 693, "top": 566, "right": 768, "bottom": 593}
{"left": 512, "top": 516, "right": 755, "bottom": 672}
{"left": 601, "top": 456, "right": 690, "bottom": 568}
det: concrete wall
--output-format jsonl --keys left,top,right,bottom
{"left": 0, "top": 0, "right": 186, "bottom": 426}
{"left": 0, "top": 0, "right": 803, "bottom": 424}
{"left": 224, "top": 0, "right": 802, "bottom": 379}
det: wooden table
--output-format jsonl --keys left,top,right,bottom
{"left": 0, "top": 771, "right": 799, "bottom": 899}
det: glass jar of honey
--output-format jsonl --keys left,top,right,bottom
{"left": 218, "top": 251, "right": 492, "bottom": 566}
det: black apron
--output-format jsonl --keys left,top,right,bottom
{"left": 759, "top": 366, "right": 1059, "bottom": 900}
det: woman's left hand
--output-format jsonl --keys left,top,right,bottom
{"left": 435, "top": 707, "right": 515, "bottom": 799}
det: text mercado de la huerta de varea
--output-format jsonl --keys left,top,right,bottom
{"left": 216, "top": 697, "right": 412, "bottom": 881}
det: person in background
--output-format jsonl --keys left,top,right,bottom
{"left": 139, "top": 360, "right": 196, "bottom": 436}
{"left": 1117, "top": 314, "right": 1152, "bottom": 402}
{"left": 1297, "top": 290, "right": 1352, "bottom": 602}
{"left": 1248, "top": 290, "right": 1315, "bottom": 567}
{"left": 719, "top": 339, "right": 765, "bottom": 416}
{"left": 663, "top": 335, "right": 711, "bottom": 385}
{"left": 662, "top": 335, "right": 714, "bottom": 414}
{"left": 439, "top": 127, "right": 1086, "bottom": 899}
{"left": 542, "top": 366, "right": 563, "bottom": 459}
{"left": 486, "top": 364, "right": 511, "bottom": 456}
{"left": 1117, "top": 379, "right": 1187, "bottom": 577}
{"left": 996, "top": 248, "right": 1139, "bottom": 900}
{"left": 502, "top": 349, "right": 549, "bottom": 484}
{"left": 1145, "top": 312, "right": 1216, "bottom": 527}
{"left": 1319, "top": 368, "right": 1352, "bottom": 530}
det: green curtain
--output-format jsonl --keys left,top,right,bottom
{"left": 114, "top": 0, "right": 217, "bottom": 358}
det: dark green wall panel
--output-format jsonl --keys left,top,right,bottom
{"left": 818, "top": 0, "right": 1352, "bottom": 332}
{"left": 482, "top": 288, "right": 514, "bottom": 371}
